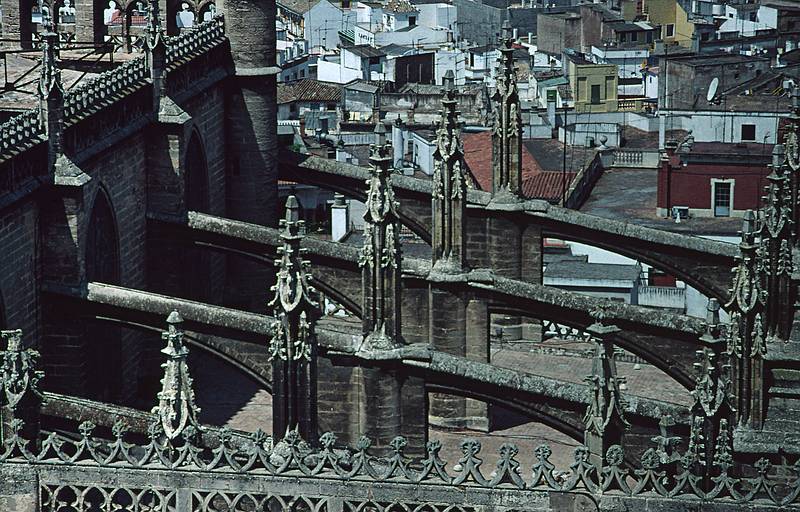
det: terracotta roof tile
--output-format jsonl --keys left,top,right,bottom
{"left": 463, "top": 131, "right": 573, "bottom": 201}
{"left": 522, "top": 171, "right": 576, "bottom": 202}
{"left": 277, "top": 79, "right": 342, "bottom": 104}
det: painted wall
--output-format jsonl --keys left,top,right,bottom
{"left": 569, "top": 61, "right": 619, "bottom": 113}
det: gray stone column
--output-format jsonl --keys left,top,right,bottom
{"left": 1, "top": 0, "right": 32, "bottom": 48}
{"left": 427, "top": 71, "right": 487, "bottom": 429}
{"left": 487, "top": 22, "right": 526, "bottom": 343}
{"left": 74, "top": 0, "right": 97, "bottom": 43}
{"left": 428, "top": 286, "right": 467, "bottom": 428}
{"left": 488, "top": 216, "right": 522, "bottom": 341}
{"left": 465, "top": 298, "right": 489, "bottom": 430}
{"left": 223, "top": 0, "right": 278, "bottom": 312}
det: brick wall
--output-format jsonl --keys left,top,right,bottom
{"left": 0, "top": 200, "right": 40, "bottom": 345}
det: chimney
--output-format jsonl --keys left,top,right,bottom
{"left": 392, "top": 116, "right": 404, "bottom": 168}
{"left": 331, "top": 193, "right": 350, "bottom": 242}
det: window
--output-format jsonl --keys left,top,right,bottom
{"left": 369, "top": 56, "right": 380, "bottom": 65}
{"left": 714, "top": 181, "right": 732, "bottom": 217}
{"left": 741, "top": 124, "right": 756, "bottom": 141}
{"left": 409, "top": 15, "right": 416, "bottom": 26}
{"left": 299, "top": 69, "right": 305, "bottom": 77}
{"left": 701, "top": 31, "right": 710, "bottom": 41}
{"left": 631, "top": 31, "right": 638, "bottom": 42}
{"left": 666, "top": 24, "right": 675, "bottom": 37}
{"left": 591, "top": 84, "right": 601, "bottom": 104}
{"left": 620, "top": 32, "right": 627, "bottom": 42}
{"left": 646, "top": 31, "right": 653, "bottom": 42}
{"left": 327, "top": 103, "right": 337, "bottom": 111}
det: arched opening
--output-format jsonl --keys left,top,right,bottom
{"left": 183, "top": 131, "right": 212, "bottom": 303}
{"left": 197, "top": 0, "right": 216, "bottom": 22}
{"left": 84, "top": 188, "right": 122, "bottom": 402}
{"left": 123, "top": 0, "right": 149, "bottom": 51}
{"left": 168, "top": 0, "right": 196, "bottom": 35}
{"left": 185, "top": 131, "right": 210, "bottom": 213}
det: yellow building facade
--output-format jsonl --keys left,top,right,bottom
{"left": 569, "top": 60, "right": 619, "bottom": 113}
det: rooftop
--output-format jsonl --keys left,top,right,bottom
{"left": 342, "top": 44, "right": 387, "bottom": 58}
{"left": 277, "top": 0, "right": 317, "bottom": 14}
{"left": 580, "top": 166, "right": 742, "bottom": 236}
{"left": 277, "top": 79, "right": 342, "bottom": 104}
{"left": 669, "top": 52, "right": 770, "bottom": 67}
{"left": 464, "top": 132, "right": 586, "bottom": 201}
{"left": 544, "top": 260, "right": 642, "bottom": 281}
{"left": 343, "top": 80, "right": 380, "bottom": 93}
{"left": 563, "top": 50, "right": 594, "bottom": 66}
{"left": 612, "top": 21, "right": 656, "bottom": 32}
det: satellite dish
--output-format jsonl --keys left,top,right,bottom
{"left": 706, "top": 77, "right": 719, "bottom": 102}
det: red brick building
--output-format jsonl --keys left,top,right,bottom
{"left": 656, "top": 140, "right": 773, "bottom": 219}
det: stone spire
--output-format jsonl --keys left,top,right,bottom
{"left": 726, "top": 211, "right": 767, "bottom": 429}
{"left": 689, "top": 347, "right": 733, "bottom": 476}
{"left": 38, "top": 20, "right": 65, "bottom": 174}
{"left": 583, "top": 339, "right": 629, "bottom": 466}
{"left": 153, "top": 312, "right": 201, "bottom": 440}
{"left": 1, "top": 330, "right": 43, "bottom": 444}
{"left": 760, "top": 145, "right": 794, "bottom": 339}
{"left": 431, "top": 70, "right": 467, "bottom": 273}
{"left": 491, "top": 20, "right": 522, "bottom": 199}
{"left": 268, "top": 195, "right": 319, "bottom": 439}
{"left": 360, "top": 137, "right": 403, "bottom": 349}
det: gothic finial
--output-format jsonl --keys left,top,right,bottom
{"left": 268, "top": 195, "right": 318, "bottom": 362}
{"left": 706, "top": 298, "right": 720, "bottom": 326}
{"left": 360, "top": 141, "right": 403, "bottom": 349}
{"left": 432, "top": 66, "right": 467, "bottom": 273}
{"left": 772, "top": 144, "right": 786, "bottom": 170}
{"left": 269, "top": 196, "right": 319, "bottom": 439}
{"left": 700, "top": 298, "right": 722, "bottom": 344}
{"left": 38, "top": 24, "right": 63, "bottom": 104}
{"left": 146, "top": 0, "right": 164, "bottom": 50}
{"left": 491, "top": 18, "right": 522, "bottom": 198}
{"left": 583, "top": 340, "right": 629, "bottom": 466}
{"left": 691, "top": 348, "right": 731, "bottom": 419}
{"left": 1, "top": 330, "right": 43, "bottom": 410}
{"left": 741, "top": 209, "right": 756, "bottom": 239}
{"left": 153, "top": 312, "right": 201, "bottom": 440}
{"left": 651, "top": 413, "right": 681, "bottom": 464}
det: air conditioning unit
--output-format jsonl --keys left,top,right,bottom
{"left": 672, "top": 206, "right": 689, "bottom": 220}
